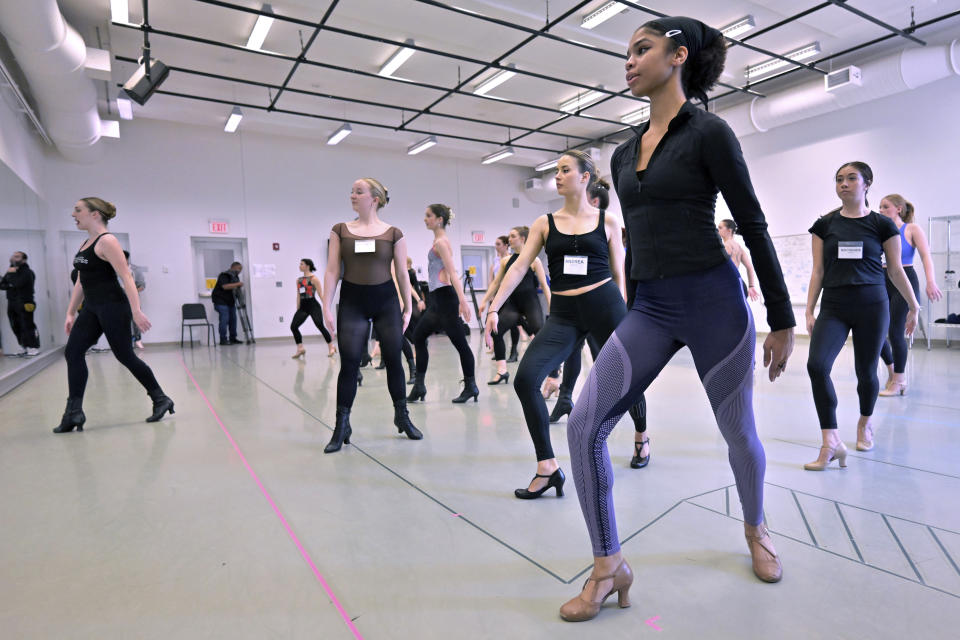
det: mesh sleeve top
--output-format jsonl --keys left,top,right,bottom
{"left": 333, "top": 222, "right": 403, "bottom": 286}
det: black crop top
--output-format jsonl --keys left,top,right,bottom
{"left": 73, "top": 233, "right": 124, "bottom": 304}
{"left": 611, "top": 101, "right": 795, "bottom": 331}
{"left": 504, "top": 253, "right": 538, "bottom": 301}
{"left": 809, "top": 211, "right": 898, "bottom": 290}
{"left": 545, "top": 210, "right": 611, "bottom": 292}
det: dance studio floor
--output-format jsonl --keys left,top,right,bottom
{"left": 1, "top": 332, "right": 958, "bottom": 638}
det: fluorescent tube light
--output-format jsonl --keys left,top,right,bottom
{"left": 721, "top": 15, "right": 756, "bottom": 39}
{"left": 110, "top": 0, "right": 129, "bottom": 24}
{"left": 116, "top": 97, "right": 133, "bottom": 120}
{"left": 620, "top": 104, "right": 650, "bottom": 125}
{"left": 474, "top": 64, "right": 517, "bottom": 96}
{"left": 246, "top": 4, "right": 275, "bottom": 51}
{"left": 559, "top": 87, "right": 605, "bottom": 113}
{"left": 224, "top": 107, "right": 243, "bottom": 133}
{"left": 745, "top": 42, "right": 821, "bottom": 80}
{"left": 535, "top": 158, "right": 558, "bottom": 172}
{"left": 379, "top": 39, "right": 415, "bottom": 77}
{"left": 481, "top": 147, "right": 514, "bottom": 165}
{"left": 407, "top": 135, "right": 437, "bottom": 155}
{"left": 581, "top": 2, "right": 624, "bottom": 30}
{"left": 327, "top": 122, "right": 352, "bottom": 145}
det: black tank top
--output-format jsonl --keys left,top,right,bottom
{"left": 545, "top": 210, "right": 611, "bottom": 291}
{"left": 298, "top": 276, "right": 317, "bottom": 300}
{"left": 505, "top": 253, "right": 538, "bottom": 301}
{"left": 73, "top": 233, "right": 124, "bottom": 304}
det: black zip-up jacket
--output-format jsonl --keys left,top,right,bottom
{"left": 0, "top": 262, "right": 35, "bottom": 303}
{"left": 612, "top": 101, "right": 795, "bottom": 331}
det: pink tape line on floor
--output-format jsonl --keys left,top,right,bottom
{"left": 182, "top": 357, "right": 364, "bottom": 640}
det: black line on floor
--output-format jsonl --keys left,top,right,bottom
{"left": 883, "top": 514, "right": 925, "bottom": 584}
{"left": 928, "top": 527, "right": 960, "bottom": 577}
{"left": 791, "top": 490, "right": 818, "bottom": 547}
{"left": 686, "top": 502, "right": 960, "bottom": 600}
{"left": 835, "top": 503, "right": 864, "bottom": 563}
{"left": 220, "top": 354, "right": 568, "bottom": 583}
{"left": 773, "top": 439, "right": 960, "bottom": 480}
{"left": 914, "top": 402, "right": 960, "bottom": 413}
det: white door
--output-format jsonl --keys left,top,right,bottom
{"left": 190, "top": 237, "right": 249, "bottom": 327}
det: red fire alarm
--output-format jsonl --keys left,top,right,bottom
{"left": 272, "top": 243, "right": 280, "bottom": 251}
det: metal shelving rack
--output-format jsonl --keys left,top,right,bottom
{"left": 926, "top": 214, "right": 960, "bottom": 349}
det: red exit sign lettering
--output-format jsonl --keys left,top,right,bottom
{"left": 471, "top": 230, "right": 484, "bottom": 243}
{"left": 209, "top": 220, "right": 229, "bottom": 234}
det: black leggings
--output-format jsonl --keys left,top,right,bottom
{"left": 807, "top": 286, "right": 889, "bottom": 428}
{"left": 493, "top": 293, "right": 543, "bottom": 360}
{"left": 412, "top": 286, "right": 475, "bottom": 379}
{"left": 65, "top": 301, "right": 161, "bottom": 399}
{"left": 375, "top": 319, "right": 414, "bottom": 361}
{"left": 514, "top": 281, "right": 645, "bottom": 461}
{"left": 291, "top": 299, "right": 332, "bottom": 344}
{"left": 879, "top": 266, "right": 919, "bottom": 374}
{"left": 337, "top": 280, "right": 406, "bottom": 408}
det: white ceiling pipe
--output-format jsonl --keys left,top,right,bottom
{"left": 0, "top": 0, "right": 104, "bottom": 161}
{"left": 724, "top": 40, "right": 960, "bottom": 137}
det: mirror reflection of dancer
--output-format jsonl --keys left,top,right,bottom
{"left": 488, "top": 235, "right": 520, "bottom": 360}
{"left": 561, "top": 17, "right": 797, "bottom": 621}
{"left": 718, "top": 219, "right": 761, "bottom": 301}
{"left": 804, "top": 164, "right": 921, "bottom": 464}
{"left": 485, "top": 151, "right": 643, "bottom": 501}
{"left": 479, "top": 227, "right": 550, "bottom": 384}
{"left": 407, "top": 204, "right": 478, "bottom": 404}
{"left": 291, "top": 258, "right": 337, "bottom": 358}
{"left": 877, "top": 194, "right": 941, "bottom": 396}
{"left": 541, "top": 179, "right": 650, "bottom": 469}
{"left": 321, "top": 178, "right": 422, "bottom": 453}
{"left": 56, "top": 198, "right": 175, "bottom": 433}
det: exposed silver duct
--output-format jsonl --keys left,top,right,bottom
{"left": 0, "top": 0, "right": 103, "bottom": 161}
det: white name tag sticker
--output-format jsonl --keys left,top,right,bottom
{"left": 354, "top": 239, "right": 376, "bottom": 254}
{"left": 299, "top": 287, "right": 306, "bottom": 293}
{"left": 563, "top": 255, "right": 588, "bottom": 275}
{"left": 838, "top": 241, "right": 863, "bottom": 260}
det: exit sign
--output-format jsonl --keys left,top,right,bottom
{"left": 471, "top": 230, "right": 484, "bottom": 243}
{"left": 209, "top": 220, "right": 229, "bottom": 234}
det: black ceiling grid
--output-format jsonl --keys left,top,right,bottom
{"left": 111, "top": 0, "right": 960, "bottom": 162}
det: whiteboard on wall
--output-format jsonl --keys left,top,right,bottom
{"left": 770, "top": 233, "right": 811, "bottom": 303}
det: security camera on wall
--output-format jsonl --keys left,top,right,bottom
{"left": 122, "top": 57, "right": 170, "bottom": 105}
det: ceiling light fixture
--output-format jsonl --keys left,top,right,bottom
{"left": 116, "top": 96, "right": 134, "bottom": 120}
{"left": 474, "top": 64, "right": 517, "bottom": 96}
{"left": 407, "top": 135, "right": 437, "bottom": 155}
{"left": 581, "top": 2, "right": 625, "bottom": 30}
{"left": 327, "top": 122, "right": 352, "bottom": 145}
{"left": 620, "top": 104, "right": 650, "bottom": 125}
{"left": 535, "top": 158, "right": 558, "bottom": 172}
{"left": 720, "top": 15, "right": 756, "bottom": 39}
{"left": 559, "top": 87, "right": 605, "bottom": 113}
{"left": 481, "top": 147, "right": 514, "bottom": 165}
{"left": 378, "top": 39, "right": 416, "bottom": 77}
{"left": 224, "top": 107, "right": 243, "bottom": 133}
{"left": 246, "top": 3, "right": 275, "bottom": 50}
{"left": 110, "top": 0, "right": 129, "bottom": 24}
{"left": 745, "top": 42, "right": 821, "bottom": 80}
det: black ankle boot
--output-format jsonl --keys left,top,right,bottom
{"left": 357, "top": 370, "right": 363, "bottom": 386}
{"left": 146, "top": 389, "right": 175, "bottom": 423}
{"left": 375, "top": 359, "right": 386, "bottom": 370}
{"left": 324, "top": 406, "right": 352, "bottom": 453}
{"left": 507, "top": 347, "right": 519, "bottom": 363}
{"left": 549, "top": 388, "right": 574, "bottom": 423}
{"left": 451, "top": 377, "right": 479, "bottom": 403}
{"left": 406, "top": 358, "right": 416, "bottom": 384}
{"left": 407, "top": 374, "right": 426, "bottom": 402}
{"left": 393, "top": 400, "right": 423, "bottom": 440}
{"left": 53, "top": 397, "right": 86, "bottom": 433}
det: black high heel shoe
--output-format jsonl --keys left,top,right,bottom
{"left": 53, "top": 398, "right": 85, "bottom": 433}
{"left": 324, "top": 406, "right": 352, "bottom": 453}
{"left": 630, "top": 437, "right": 650, "bottom": 469}
{"left": 506, "top": 349, "right": 519, "bottom": 363}
{"left": 357, "top": 371, "right": 363, "bottom": 386}
{"left": 393, "top": 400, "right": 423, "bottom": 440}
{"left": 407, "top": 374, "right": 426, "bottom": 402}
{"left": 487, "top": 371, "right": 510, "bottom": 385}
{"left": 146, "top": 389, "right": 175, "bottom": 423}
{"left": 359, "top": 353, "right": 372, "bottom": 368}
{"left": 514, "top": 468, "right": 565, "bottom": 499}
{"left": 406, "top": 357, "right": 416, "bottom": 385}
{"left": 451, "top": 377, "right": 479, "bottom": 403}
{"left": 375, "top": 360, "right": 386, "bottom": 370}
{"left": 549, "top": 388, "right": 573, "bottom": 423}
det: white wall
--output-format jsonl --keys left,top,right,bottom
{"left": 0, "top": 82, "right": 45, "bottom": 195}
{"left": 42, "top": 119, "right": 547, "bottom": 343}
